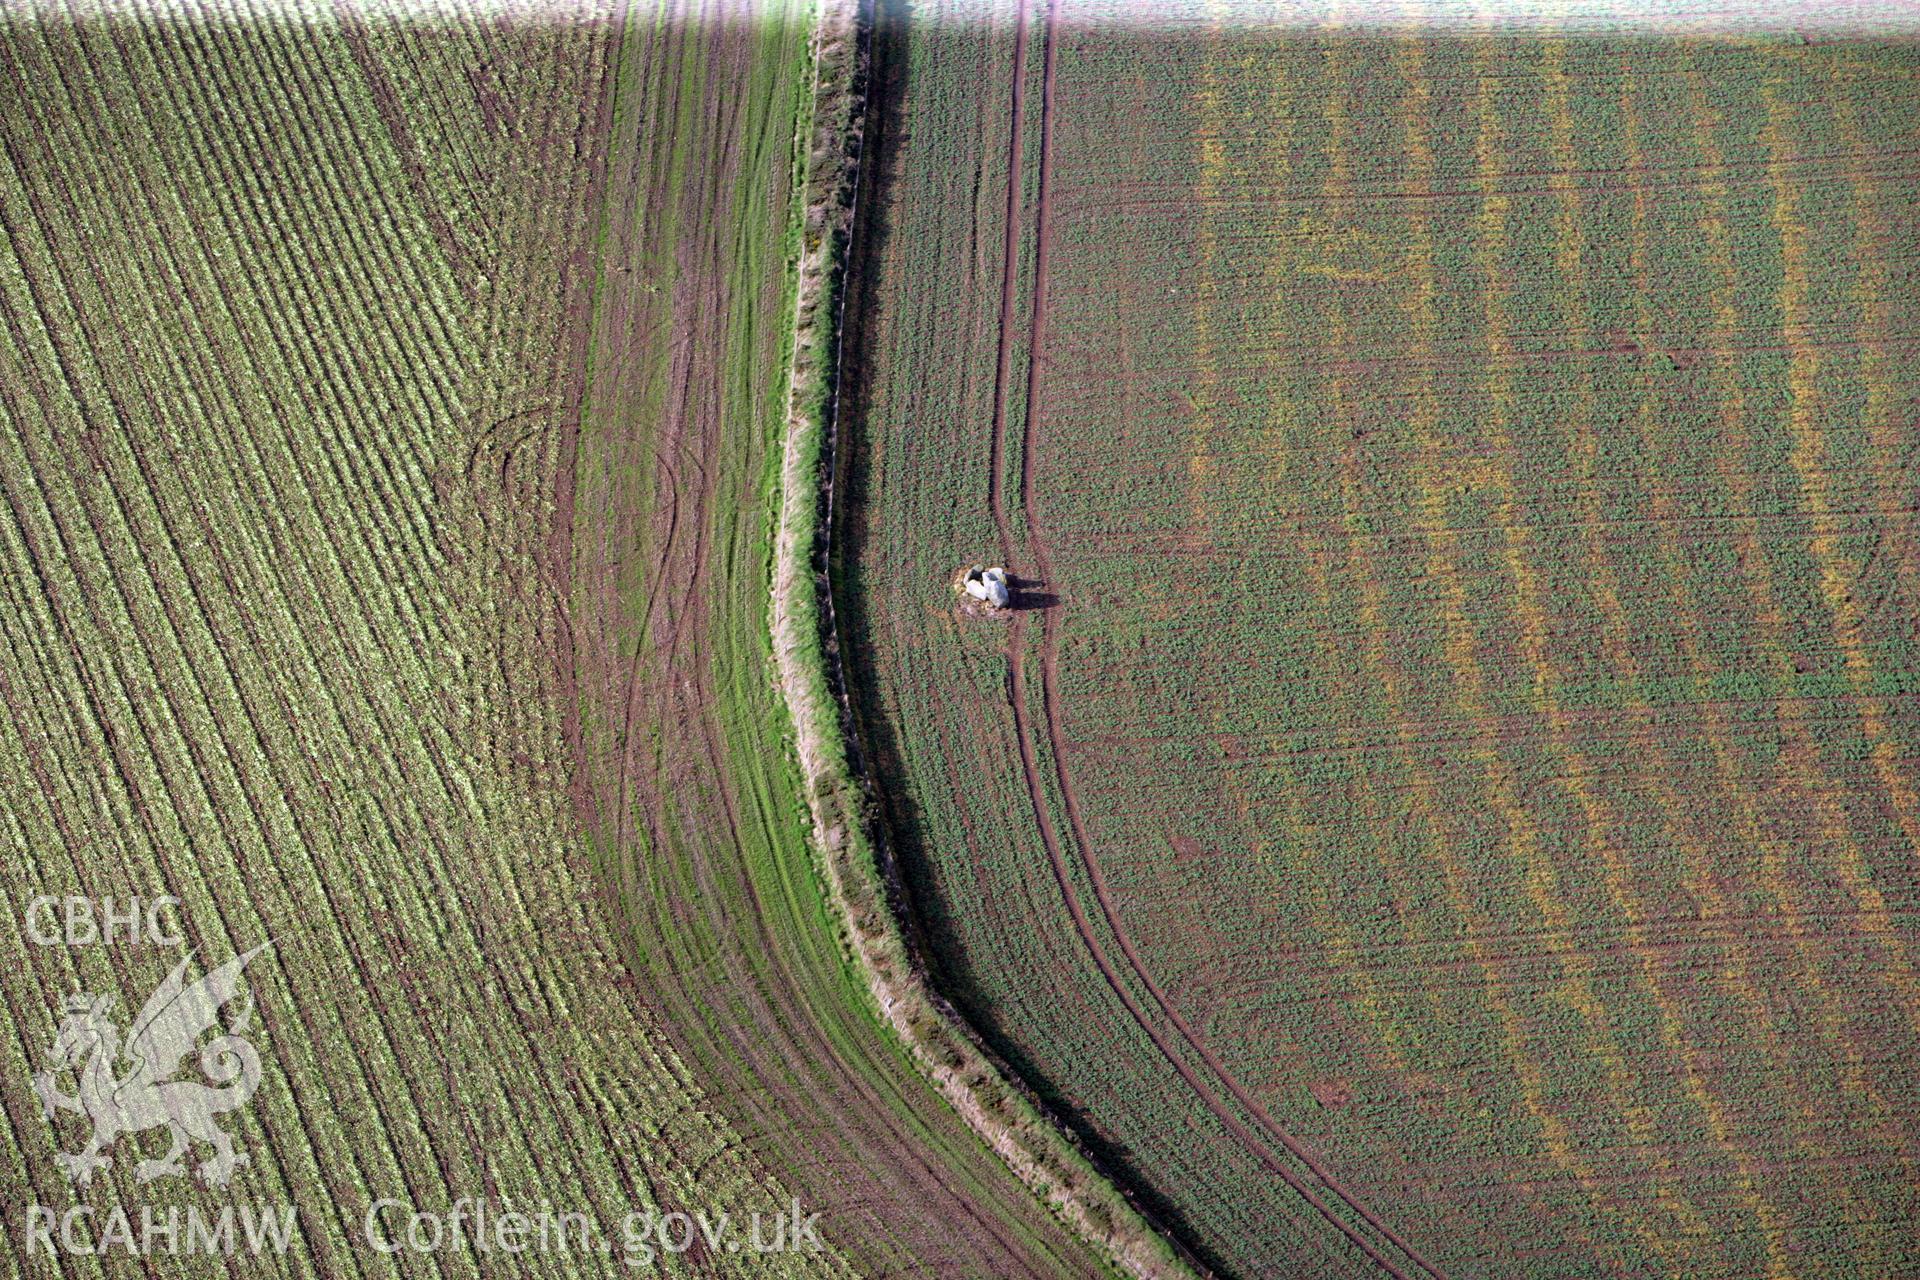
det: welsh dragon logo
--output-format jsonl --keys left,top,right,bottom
{"left": 32, "top": 943, "right": 271, "bottom": 1188}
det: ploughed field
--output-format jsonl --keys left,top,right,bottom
{"left": 0, "top": 6, "right": 1114, "bottom": 1278}
{"left": 845, "top": 9, "right": 1920, "bottom": 1278}
{"left": 0, "top": 16, "right": 759, "bottom": 1276}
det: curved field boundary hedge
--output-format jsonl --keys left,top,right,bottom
{"left": 768, "top": 3, "right": 1197, "bottom": 1276}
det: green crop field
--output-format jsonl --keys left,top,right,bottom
{"left": 844, "top": 6, "right": 1920, "bottom": 1277}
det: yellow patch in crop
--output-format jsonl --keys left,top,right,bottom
{"left": 1182, "top": 25, "right": 1228, "bottom": 546}
{"left": 1831, "top": 65, "right": 1919, "bottom": 626}
{"left": 1517, "top": 42, "right": 1799, "bottom": 1274}
{"left": 1399, "top": 40, "right": 1723, "bottom": 1265}
{"left": 1275, "top": 213, "right": 1392, "bottom": 284}
{"left": 1295, "top": 38, "right": 1656, "bottom": 1271}
{"left": 1617, "top": 50, "right": 1920, "bottom": 1235}
{"left": 1614, "top": 55, "right": 1905, "bottom": 1270}
{"left": 1764, "top": 76, "right": 1920, "bottom": 865}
